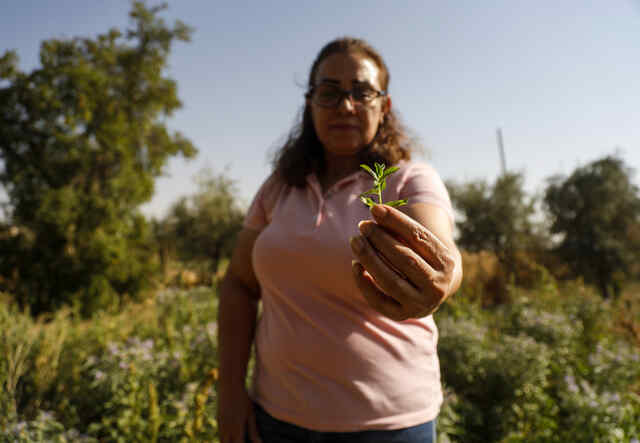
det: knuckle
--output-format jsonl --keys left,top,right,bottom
{"left": 410, "top": 226, "right": 425, "bottom": 244}
{"left": 405, "top": 254, "right": 423, "bottom": 273}
{"left": 441, "top": 252, "right": 455, "bottom": 270}
{"left": 390, "top": 277, "right": 409, "bottom": 297}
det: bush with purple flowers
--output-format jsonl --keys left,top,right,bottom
{"left": 1, "top": 287, "right": 221, "bottom": 441}
{"left": 437, "top": 282, "right": 640, "bottom": 442}
{"left": 1, "top": 278, "right": 638, "bottom": 442}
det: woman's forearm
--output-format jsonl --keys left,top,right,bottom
{"left": 217, "top": 275, "right": 260, "bottom": 395}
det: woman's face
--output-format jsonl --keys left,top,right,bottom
{"left": 309, "top": 51, "right": 390, "bottom": 158}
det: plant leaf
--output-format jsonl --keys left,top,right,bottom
{"left": 362, "top": 187, "right": 378, "bottom": 196}
{"left": 359, "top": 195, "right": 376, "bottom": 207}
{"left": 359, "top": 163, "right": 408, "bottom": 208}
{"left": 381, "top": 166, "right": 399, "bottom": 178}
{"left": 385, "top": 199, "right": 408, "bottom": 207}
{"left": 360, "top": 164, "right": 377, "bottom": 178}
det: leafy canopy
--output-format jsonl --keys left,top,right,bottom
{"left": 157, "top": 168, "right": 244, "bottom": 271}
{"left": 544, "top": 154, "right": 640, "bottom": 298}
{"left": 448, "top": 172, "right": 538, "bottom": 261}
{"left": 0, "top": 2, "right": 196, "bottom": 314}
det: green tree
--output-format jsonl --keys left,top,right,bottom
{"left": 158, "top": 168, "right": 244, "bottom": 275}
{"left": 544, "top": 154, "right": 640, "bottom": 298}
{"left": 0, "top": 2, "right": 196, "bottom": 315}
{"left": 448, "top": 172, "right": 539, "bottom": 263}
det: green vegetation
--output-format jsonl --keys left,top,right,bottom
{"left": 438, "top": 278, "right": 640, "bottom": 442}
{"left": 0, "top": 2, "right": 638, "bottom": 441}
{"left": 1, "top": 278, "right": 638, "bottom": 442}
{"left": 153, "top": 168, "right": 244, "bottom": 284}
{"left": 447, "top": 172, "right": 540, "bottom": 263}
{"left": 449, "top": 157, "right": 640, "bottom": 300}
{"left": 0, "top": 2, "right": 196, "bottom": 316}
{"left": 359, "top": 162, "right": 408, "bottom": 208}
{"left": 545, "top": 155, "right": 640, "bottom": 298}
{"left": 0, "top": 288, "right": 220, "bottom": 442}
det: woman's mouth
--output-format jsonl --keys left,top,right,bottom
{"left": 329, "top": 123, "right": 359, "bottom": 131}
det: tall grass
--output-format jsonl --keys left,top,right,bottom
{"left": 1, "top": 288, "right": 220, "bottom": 442}
{"left": 1, "top": 256, "right": 639, "bottom": 442}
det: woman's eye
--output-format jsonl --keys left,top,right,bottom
{"left": 320, "top": 89, "right": 340, "bottom": 99}
{"left": 354, "top": 89, "right": 375, "bottom": 100}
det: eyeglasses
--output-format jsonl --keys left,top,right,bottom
{"left": 306, "top": 84, "right": 387, "bottom": 108}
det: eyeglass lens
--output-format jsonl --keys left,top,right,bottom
{"left": 313, "top": 85, "right": 380, "bottom": 107}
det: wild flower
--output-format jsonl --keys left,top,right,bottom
{"left": 107, "top": 342, "right": 119, "bottom": 356}
{"left": 93, "top": 370, "right": 106, "bottom": 381}
{"left": 11, "top": 421, "right": 27, "bottom": 433}
{"left": 206, "top": 321, "right": 218, "bottom": 337}
{"left": 564, "top": 374, "right": 579, "bottom": 393}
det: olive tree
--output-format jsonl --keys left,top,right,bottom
{"left": 0, "top": 2, "right": 196, "bottom": 314}
{"left": 544, "top": 154, "right": 640, "bottom": 298}
{"left": 448, "top": 172, "right": 539, "bottom": 263}
{"left": 158, "top": 169, "right": 244, "bottom": 277}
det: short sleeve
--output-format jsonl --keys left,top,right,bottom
{"left": 396, "top": 162, "right": 455, "bottom": 226}
{"left": 243, "top": 173, "right": 285, "bottom": 231}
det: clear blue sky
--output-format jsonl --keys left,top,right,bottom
{"left": 2, "top": 0, "right": 640, "bottom": 217}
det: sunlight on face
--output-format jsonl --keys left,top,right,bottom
{"left": 310, "top": 52, "right": 389, "bottom": 158}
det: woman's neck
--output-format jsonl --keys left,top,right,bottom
{"left": 319, "top": 153, "right": 361, "bottom": 191}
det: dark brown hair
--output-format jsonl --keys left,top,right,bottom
{"left": 272, "top": 37, "right": 415, "bottom": 187}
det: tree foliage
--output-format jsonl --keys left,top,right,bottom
{"left": 448, "top": 172, "right": 540, "bottom": 263}
{"left": 156, "top": 169, "right": 244, "bottom": 275}
{"left": 0, "top": 2, "right": 196, "bottom": 314}
{"left": 544, "top": 154, "right": 640, "bottom": 298}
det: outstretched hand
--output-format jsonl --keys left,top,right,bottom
{"left": 350, "top": 203, "right": 459, "bottom": 321}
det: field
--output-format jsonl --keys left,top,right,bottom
{"left": 1, "top": 277, "right": 639, "bottom": 442}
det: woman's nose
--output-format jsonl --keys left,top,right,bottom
{"left": 336, "top": 93, "right": 357, "bottom": 113}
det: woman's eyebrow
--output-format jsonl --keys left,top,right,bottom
{"left": 316, "top": 78, "right": 340, "bottom": 85}
{"left": 315, "top": 79, "right": 377, "bottom": 89}
{"left": 352, "top": 80, "right": 374, "bottom": 87}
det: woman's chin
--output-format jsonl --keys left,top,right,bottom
{"left": 323, "top": 139, "right": 366, "bottom": 157}
{"left": 324, "top": 146, "right": 364, "bottom": 158}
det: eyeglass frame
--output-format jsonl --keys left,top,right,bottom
{"left": 305, "top": 84, "right": 388, "bottom": 109}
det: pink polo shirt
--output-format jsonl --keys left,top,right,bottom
{"left": 244, "top": 161, "right": 454, "bottom": 432}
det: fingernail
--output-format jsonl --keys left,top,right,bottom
{"left": 371, "top": 204, "right": 387, "bottom": 218}
{"left": 358, "top": 221, "right": 373, "bottom": 236}
{"left": 350, "top": 235, "right": 364, "bottom": 253}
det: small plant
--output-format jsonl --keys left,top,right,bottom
{"left": 359, "top": 162, "right": 408, "bottom": 208}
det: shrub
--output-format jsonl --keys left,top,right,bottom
{"left": 438, "top": 284, "right": 640, "bottom": 442}
{"left": 1, "top": 288, "right": 222, "bottom": 442}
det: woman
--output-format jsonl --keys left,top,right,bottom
{"left": 217, "top": 37, "right": 462, "bottom": 443}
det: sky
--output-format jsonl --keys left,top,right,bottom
{"left": 1, "top": 0, "right": 640, "bottom": 218}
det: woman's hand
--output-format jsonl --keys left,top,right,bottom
{"left": 350, "top": 203, "right": 461, "bottom": 321}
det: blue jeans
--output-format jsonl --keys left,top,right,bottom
{"left": 248, "top": 403, "right": 437, "bottom": 443}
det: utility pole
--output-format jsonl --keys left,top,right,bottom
{"left": 496, "top": 127, "right": 507, "bottom": 175}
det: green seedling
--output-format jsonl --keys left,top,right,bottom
{"left": 359, "top": 162, "right": 408, "bottom": 208}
